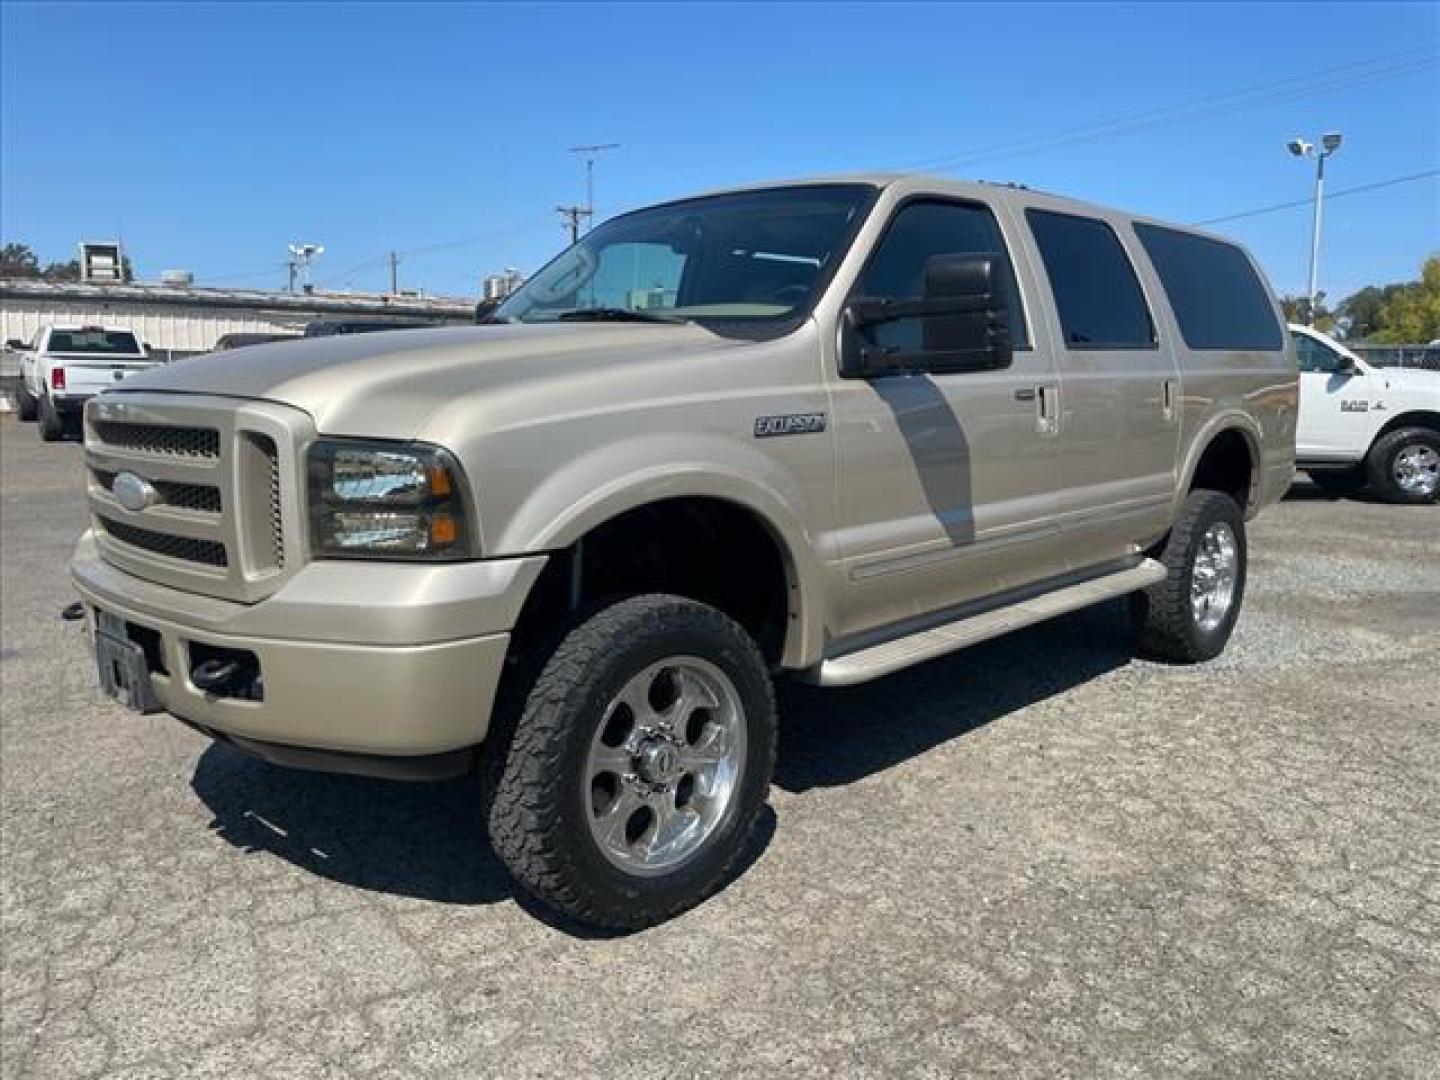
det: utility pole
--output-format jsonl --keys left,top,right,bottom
{"left": 567, "top": 143, "right": 619, "bottom": 232}
{"left": 388, "top": 251, "right": 400, "bottom": 294}
{"left": 556, "top": 205, "right": 590, "bottom": 245}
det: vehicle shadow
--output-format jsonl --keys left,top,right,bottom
{"left": 774, "top": 598, "right": 1134, "bottom": 793}
{"left": 190, "top": 738, "right": 776, "bottom": 936}
{"left": 191, "top": 598, "right": 1134, "bottom": 923}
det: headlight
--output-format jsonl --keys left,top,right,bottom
{"left": 307, "top": 440, "right": 474, "bottom": 559}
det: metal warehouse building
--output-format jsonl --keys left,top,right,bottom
{"left": 1, "top": 279, "right": 475, "bottom": 362}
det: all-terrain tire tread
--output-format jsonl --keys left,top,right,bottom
{"left": 1133, "top": 489, "right": 1245, "bottom": 663}
{"left": 486, "top": 593, "right": 775, "bottom": 930}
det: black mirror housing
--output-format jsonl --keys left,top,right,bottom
{"left": 843, "top": 253, "right": 1014, "bottom": 377}
{"left": 5, "top": 339, "right": 28, "bottom": 351}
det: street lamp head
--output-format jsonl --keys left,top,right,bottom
{"left": 1287, "top": 138, "right": 1313, "bottom": 157}
{"left": 1321, "top": 131, "right": 1343, "bottom": 154}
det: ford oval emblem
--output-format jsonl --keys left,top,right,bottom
{"left": 112, "top": 471, "right": 157, "bottom": 512}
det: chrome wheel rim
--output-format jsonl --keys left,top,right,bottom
{"left": 584, "top": 657, "right": 746, "bottom": 877}
{"left": 1191, "top": 521, "right": 1238, "bottom": 633}
{"left": 1392, "top": 444, "right": 1439, "bottom": 497}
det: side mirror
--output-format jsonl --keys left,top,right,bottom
{"left": 842, "top": 252, "right": 1014, "bottom": 377}
{"left": 1337, "top": 353, "right": 1359, "bottom": 374}
{"left": 5, "top": 339, "right": 28, "bottom": 351}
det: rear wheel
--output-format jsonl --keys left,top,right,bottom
{"left": 486, "top": 593, "right": 776, "bottom": 930}
{"left": 37, "top": 395, "right": 64, "bottom": 441}
{"left": 1366, "top": 427, "right": 1439, "bottom": 504}
{"left": 1132, "top": 489, "right": 1247, "bottom": 663}
{"left": 16, "top": 382, "right": 37, "bottom": 421}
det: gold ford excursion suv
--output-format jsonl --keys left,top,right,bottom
{"left": 73, "top": 177, "right": 1297, "bottom": 928}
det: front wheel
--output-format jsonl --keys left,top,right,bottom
{"left": 1132, "top": 489, "right": 1247, "bottom": 663}
{"left": 16, "top": 382, "right": 38, "bottom": 421}
{"left": 486, "top": 594, "right": 776, "bottom": 930}
{"left": 1366, "top": 427, "right": 1439, "bottom": 504}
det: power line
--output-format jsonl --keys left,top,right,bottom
{"left": 1193, "top": 169, "right": 1440, "bottom": 226}
{"left": 891, "top": 48, "right": 1438, "bottom": 174}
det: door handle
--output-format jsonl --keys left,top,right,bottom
{"left": 1036, "top": 385, "right": 1060, "bottom": 435}
{"left": 1014, "top": 387, "right": 1037, "bottom": 402}
{"left": 1162, "top": 378, "right": 1177, "bottom": 422}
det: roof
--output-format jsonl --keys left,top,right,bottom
{"left": 0, "top": 278, "right": 475, "bottom": 320}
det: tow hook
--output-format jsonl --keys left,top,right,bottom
{"left": 191, "top": 658, "right": 244, "bottom": 694}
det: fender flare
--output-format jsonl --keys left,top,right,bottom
{"left": 1176, "top": 410, "right": 1263, "bottom": 516}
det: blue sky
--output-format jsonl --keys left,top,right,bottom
{"left": 2, "top": 2, "right": 1436, "bottom": 304}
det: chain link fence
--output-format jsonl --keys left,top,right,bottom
{"left": 1350, "top": 344, "right": 1440, "bottom": 372}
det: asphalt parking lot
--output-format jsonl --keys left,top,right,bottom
{"left": 1, "top": 412, "right": 1437, "bottom": 1079}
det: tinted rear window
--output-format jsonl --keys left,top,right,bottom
{"left": 46, "top": 329, "right": 141, "bottom": 355}
{"left": 1026, "top": 210, "right": 1155, "bottom": 349}
{"left": 1133, "top": 224, "right": 1283, "bottom": 351}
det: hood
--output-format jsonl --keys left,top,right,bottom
{"left": 1371, "top": 364, "right": 1440, "bottom": 395}
{"left": 111, "top": 322, "right": 734, "bottom": 438}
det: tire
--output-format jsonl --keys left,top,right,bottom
{"left": 1306, "top": 469, "right": 1365, "bottom": 498}
{"left": 1365, "top": 427, "right": 1440, "bottom": 504}
{"left": 486, "top": 593, "right": 777, "bottom": 930}
{"left": 1131, "top": 489, "right": 1247, "bottom": 663}
{"left": 37, "top": 395, "right": 64, "bottom": 441}
{"left": 16, "top": 383, "right": 37, "bottom": 422}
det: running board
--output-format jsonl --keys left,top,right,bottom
{"left": 811, "top": 559, "right": 1166, "bottom": 688}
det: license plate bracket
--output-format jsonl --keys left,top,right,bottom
{"left": 97, "top": 629, "right": 162, "bottom": 714}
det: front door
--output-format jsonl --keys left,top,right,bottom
{"left": 1293, "top": 329, "right": 1372, "bottom": 460}
{"left": 828, "top": 198, "right": 1066, "bottom": 643}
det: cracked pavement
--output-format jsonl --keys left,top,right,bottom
{"left": 1, "top": 414, "right": 1437, "bottom": 1078}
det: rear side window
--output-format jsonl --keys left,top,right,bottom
{"left": 1026, "top": 209, "right": 1155, "bottom": 349}
{"left": 1133, "top": 224, "right": 1283, "bottom": 351}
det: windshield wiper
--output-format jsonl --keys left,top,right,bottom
{"left": 555, "top": 307, "right": 687, "bottom": 324}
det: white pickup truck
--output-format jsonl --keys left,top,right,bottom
{"left": 11, "top": 325, "right": 157, "bottom": 441}
{"left": 1291, "top": 324, "right": 1440, "bottom": 503}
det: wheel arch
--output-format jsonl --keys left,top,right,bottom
{"left": 496, "top": 458, "right": 827, "bottom": 671}
{"left": 1178, "top": 414, "right": 1262, "bottom": 515}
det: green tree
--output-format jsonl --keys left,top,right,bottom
{"left": 1370, "top": 255, "right": 1440, "bottom": 344}
{"left": 41, "top": 258, "right": 81, "bottom": 282}
{"left": 0, "top": 243, "right": 41, "bottom": 278}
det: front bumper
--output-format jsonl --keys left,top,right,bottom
{"left": 72, "top": 530, "right": 547, "bottom": 770}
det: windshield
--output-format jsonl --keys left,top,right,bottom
{"left": 47, "top": 329, "right": 142, "bottom": 355}
{"left": 496, "top": 184, "right": 876, "bottom": 337}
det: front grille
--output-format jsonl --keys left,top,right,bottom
{"left": 98, "top": 516, "right": 228, "bottom": 567}
{"left": 261, "top": 438, "right": 285, "bottom": 568}
{"left": 92, "top": 470, "right": 222, "bottom": 514}
{"left": 92, "top": 421, "right": 219, "bottom": 459}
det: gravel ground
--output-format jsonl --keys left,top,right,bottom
{"left": 2, "top": 413, "right": 1437, "bottom": 1079}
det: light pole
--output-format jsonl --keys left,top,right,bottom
{"left": 1287, "top": 131, "right": 1342, "bottom": 325}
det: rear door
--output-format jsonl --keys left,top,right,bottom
{"left": 1018, "top": 206, "right": 1179, "bottom": 569}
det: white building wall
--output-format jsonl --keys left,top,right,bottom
{"left": 1, "top": 298, "right": 310, "bottom": 357}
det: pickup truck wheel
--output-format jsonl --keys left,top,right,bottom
{"left": 37, "top": 395, "right": 64, "bottom": 441}
{"left": 486, "top": 593, "right": 776, "bottom": 930}
{"left": 1131, "top": 489, "right": 1247, "bottom": 663}
{"left": 16, "top": 383, "right": 37, "bottom": 421}
{"left": 1366, "top": 427, "right": 1439, "bottom": 504}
